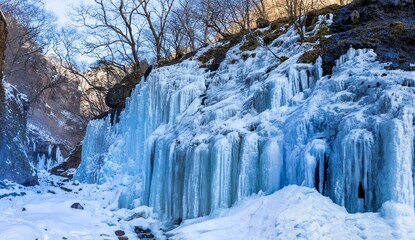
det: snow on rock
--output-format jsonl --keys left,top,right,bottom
{"left": 76, "top": 12, "right": 415, "bottom": 228}
{"left": 169, "top": 185, "right": 415, "bottom": 240}
{"left": 0, "top": 79, "right": 37, "bottom": 185}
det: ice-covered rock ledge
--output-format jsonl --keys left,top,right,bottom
{"left": 76, "top": 12, "right": 415, "bottom": 226}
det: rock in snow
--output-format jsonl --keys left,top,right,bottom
{"left": 70, "top": 202, "right": 84, "bottom": 210}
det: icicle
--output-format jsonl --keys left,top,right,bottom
{"left": 303, "top": 139, "right": 326, "bottom": 193}
{"left": 76, "top": 20, "right": 415, "bottom": 225}
{"left": 259, "top": 138, "right": 283, "bottom": 194}
{"left": 75, "top": 117, "right": 113, "bottom": 183}
{"left": 378, "top": 115, "right": 414, "bottom": 211}
{"left": 342, "top": 129, "right": 373, "bottom": 212}
{"left": 182, "top": 143, "right": 210, "bottom": 219}
{"left": 237, "top": 134, "right": 259, "bottom": 201}
{"left": 210, "top": 136, "right": 233, "bottom": 210}
{"left": 314, "top": 57, "right": 323, "bottom": 81}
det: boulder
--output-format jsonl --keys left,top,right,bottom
{"left": 70, "top": 202, "right": 84, "bottom": 210}
{"left": 115, "top": 230, "right": 125, "bottom": 236}
{"left": 256, "top": 17, "right": 270, "bottom": 28}
{"left": 50, "top": 143, "right": 82, "bottom": 179}
{"left": 105, "top": 63, "right": 150, "bottom": 109}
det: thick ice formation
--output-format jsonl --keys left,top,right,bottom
{"left": 76, "top": 14, "right": 415, "bottom": 223}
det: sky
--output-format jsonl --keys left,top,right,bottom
{"left": 44, "top": 0, "right": 86, "bottom": 25}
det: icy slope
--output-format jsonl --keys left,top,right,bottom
{"left": 76, "top": 13, "right": 415, "bottom": 225}
{"left": 169, "top": 185, "right": 415, "bottom": 240}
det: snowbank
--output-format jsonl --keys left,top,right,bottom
{"left": 169, "top": 185, "right": 415, "bottom": 240}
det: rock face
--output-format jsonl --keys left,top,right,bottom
{"left": 98, "top": 63, "right": 151, "bottom": 125}
{"left": 50, "top": 144, "right": 82, "bottom": 179}
{"left": 27, "top": 125, "right": 69, "bottom": 170}
{"left": 105, "top": 63, "right": 150, "bottom": 109}
{"left": 0, "top": 12, "right": 5, "bottom": 74}
{"left": 2, "top": 13, "right": 87, "bottom": 172}
{"left": 321, "top": 0, "right": 415, "bottom": 74}
{"left": 0, "top": 12, "right": 37, "bottom": 185}
{"left": 16, "top": 66, "right": 86, "bottom": 171}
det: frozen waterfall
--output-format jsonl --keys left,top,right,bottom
{"left": 76, "top": 15, "right": 415, "bottom": 224}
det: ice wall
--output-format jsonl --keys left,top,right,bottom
{"left": 27, "top": 124, "right": 66, "bottom": 171}
{"left": 76, "top": 15, "right": 415, "bottom": 223}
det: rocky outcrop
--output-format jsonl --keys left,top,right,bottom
{"left": 0, "top": 12, "right": 37, "bottom": 185}
{"left": 320, "top": 0, "right": 415, "bottom": 74}
{"left": 105, "top": 63, "right": 150, "bottom": 109}
{"left": 50, "top": 143, "right": 82, "bottom": 179}
{"left": 97, "top": 63, "right": 151, "bottom": 124}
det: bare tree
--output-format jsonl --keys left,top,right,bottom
{"left": 181, "top": 0, "right": 215, "bottom": 45}
{"left": 52, "top": 26, "right": 125, "bottom": 117}
{"left": 0, "top": 0, "right": 73, "bottom": 111}
{"left": 138, "top": 0, "right": 175, "bottom": 62}
{"left": 226, "top": 0, "right": 253, "bottom": 32}
{"left": 166, "top": 14, "right": 186, "bottom": 59}
{"left": 0, "top": 0, "right": 56, "bottom": 76}
{"left": 251, "top": 0, "right": 269, "bottom": 20}
{"left": 204, "top": 0, "right": 234, "bottom": 38}
{"left": 72, "top": 0, "right": 145, "bottom": 75}
{"left": 274, "top": 0, "right": 324, "bottom": 40}
{"left": 167, "top": 0, "right": 216, "bottom": 56}
{"left": 195, "top": 0, "right": 256, "bottom": 38}
{"left": 60, "top": 0, "right": 175, "bottom": 116}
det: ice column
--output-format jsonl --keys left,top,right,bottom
{"left": 342, "top": 129, "right": 374, "bottom": 212}
{"left": 378, "top": 113, "right": 414, "bottom": 210}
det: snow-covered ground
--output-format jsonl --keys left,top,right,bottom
{"left": 169, "top": 186, "right": 415, "bottom": 240}
{"left": 1, "top": 175, "right": 415, "bottom": 240}
{"left": 0, "top": 173, "right": 165, "bottom": 240}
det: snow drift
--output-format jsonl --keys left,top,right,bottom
{"left": 169, "top": 185, "right": 415, "bottom": 240}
